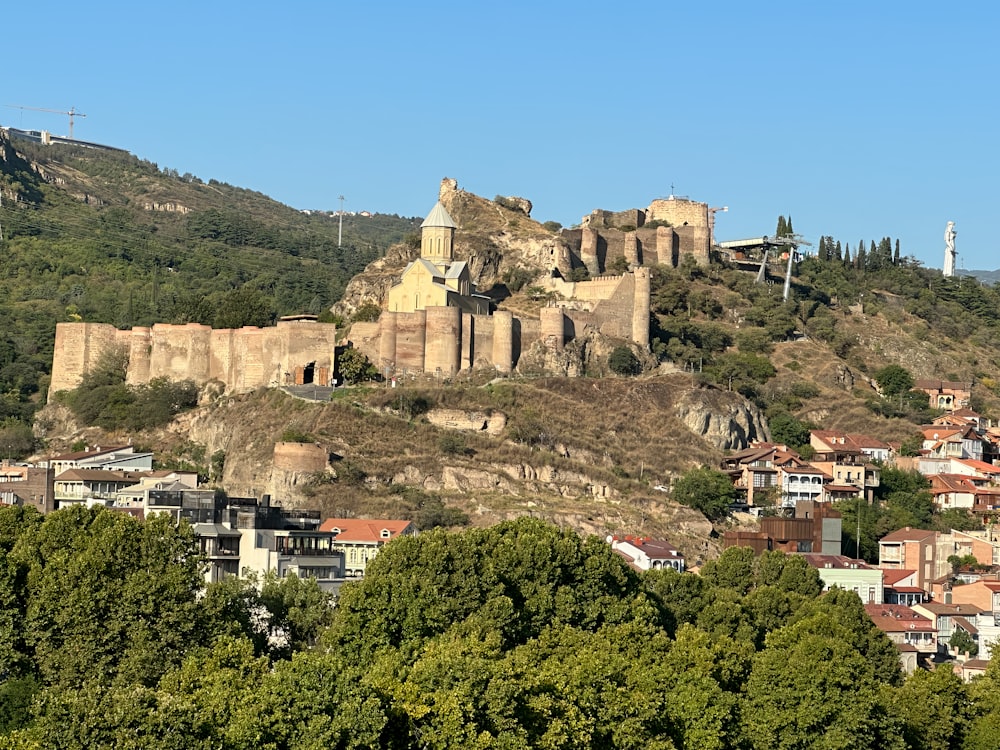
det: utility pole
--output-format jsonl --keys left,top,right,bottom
{"left": 338, "top": 195, "right": 345, "bottom": 247}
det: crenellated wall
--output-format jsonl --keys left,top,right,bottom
{"left": 50, "top": 320, "right": 338, "bottom": 397}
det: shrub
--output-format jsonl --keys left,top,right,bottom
{"left": 353, "top": 302, "right": 382, "bottom": 323}
{"left": 281, "top": 428, "right": 314, "bottom": 443}
{"left": 542, "top": 221, "right": 562, "bottom": 233}
{"left": 503, "top": 267, "right": 536, "bottom": 293}
{"left": 337, "top": 347, "right": 378, "bottom": 384}
{"left": 438, "top": 433, "right": 468, "bottom": 456}
{"left": 608, "top": 346, "right": 641, "bottom": 376}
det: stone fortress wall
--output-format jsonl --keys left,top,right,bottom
{"left": 567, "top": 196, "right": 711, "bottom": 273}
{"left": 49, "top": 319, "right": 338, "bottom": 398}
{"left": 48, "top": 191, "right": 706, "bottom": 391}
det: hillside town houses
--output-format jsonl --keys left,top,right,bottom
{"left": 0, "top": 444, "right": 416, "bottom": 594}
{"left": 717, "top": 404, "right": 1000, "bottom": 676}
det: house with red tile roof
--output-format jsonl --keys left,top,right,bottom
{"left": 810, "top": 430, "right": 892, "bottom": 463}
{"left": 864, "top": 603, "right": 937, "bottom": 672}
{"left": 882, "top": 569, "right": 924, "bottom": 606}
{"left": 913, "top": 379, "right": 971, "bottom": 412}
{"left": 929, "top": 474, "right": 1000, "bottom": 514}
{"left": 921, "top": 425, "right": 985, "bottom": 462}
{"left": 319, "top": 518, "right": 416, "bottom": 577}
{"left": 912, "top": 602, "right": 984, "bottom": 656}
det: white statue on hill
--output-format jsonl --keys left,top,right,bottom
{"left": 943, "top": 221, "right": 957, "bottom": 277}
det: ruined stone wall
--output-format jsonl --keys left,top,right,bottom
{"left": 50, "top": 321, "right": 338, "bottom": 397}
{"left": 348, "top": 321, "right": 382, "bottom": 367}
{"left": 50, "top": 322, "right": 121, "bottom": 394}
{"left": 591, "top": 273, "right": 635, "bottom": 341}
{"left": 646, "top": 198, "right": 709, "bottom": 228}
{"left": 582, "top": 208, "right": 645, "bottom": 229}
{"left": 469, "top": 314, "right": 494, "bottom": 370}
{"left": 273, "top": 442, "right": 329, "bottom": 472}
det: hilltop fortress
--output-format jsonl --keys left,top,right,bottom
{"left": 49, "top": 181, "right": 714, "bottom": 395}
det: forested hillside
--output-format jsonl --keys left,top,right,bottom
{"left": 0, "top": 132, "right": 418, "bottom": 424}
{"left": 1, "top": 508, "right": 995, "bottom": 749}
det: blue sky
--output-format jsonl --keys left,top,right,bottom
{"left": 5, "top": 1, "right": 998, "bottom": 271}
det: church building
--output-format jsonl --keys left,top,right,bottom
{"left": 385, "top": 202, "right": 490, "bottom": 315}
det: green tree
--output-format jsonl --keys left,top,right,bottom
{"left": 894, "top": 665, "right": 970, "bottom": 750}
{"left": 671, "top": 466, "right": 737, "bottom": 521}
{"left": 874, "top": 364, "right": 914, "bottom": 398}
{"left": 949, "top": 627, "right": 978, "bottom": 657}
{"left": 212, "top": 286, "right": 275, "bottom": 329}
{"left": 352, "top": 301, "right": 382, "bottom": 322}
{"left": 337, "top": 347, "right": 377, "bottom": 384}
{"left": 608, "top": 346, "right": 641, "bottom": 376}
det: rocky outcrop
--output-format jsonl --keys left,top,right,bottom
{"left": 673, "top": 388, "right": 768, "bottom": 451}
{"left": 425, "top": 409, "right": 507, "bottom": 435}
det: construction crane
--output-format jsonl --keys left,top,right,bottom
{"left": 5, "top": 105, "right": 86, "bottom": 139}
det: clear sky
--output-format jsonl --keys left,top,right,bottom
{"left": 5, "top": 1, "right": 998, "bottom": 271}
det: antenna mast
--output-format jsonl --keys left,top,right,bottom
{"left": 338, "top": 195, "right": 345, "bottom": 247}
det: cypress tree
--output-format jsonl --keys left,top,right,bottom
{"left": 894, "top": 239, "right": 900, "bottom": 265}
{"left": 835, "top": 240, "right": 842, "bottom": 262}
{"left": 776, "top": 216, "right": 788, "bottom": 238}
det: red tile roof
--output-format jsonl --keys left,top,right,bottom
{"left": 882, "top": 569, "right": 918, "bottom": 586}
{"left": 864, "top": 604, "right": 936, "bottom": 632}
{"left": 319, "top": 518, "right": 414, "bottom": 542}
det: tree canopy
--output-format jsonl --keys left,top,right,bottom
{"left": 1, "top": 508, "right": 998, "bottom": 749}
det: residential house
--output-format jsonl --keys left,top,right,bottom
{"left": 722, "top": 501, "right": 842, "bottom": 556}
{"left": 878, "top": 527, "right": 946, "bottom": 594}
{"left": 780, "top": 464, "right": 828, "bottom": 508}
{"left": 53, "top": 468, "right": 145, "bottom": 507}
{"left": 318, "top": 518, "right": 416, "bottom": 578}
{"left": 912, "top": 602, "right": 984, "bottom": 656}
{"left": 956, "top": 659, "right": 991, "bottom": 683}
{"left": 41, "top": 444, "right": 154, "bottom": 475}
{"left": 0, "top": 462, "right": 55, "bottom": 513}
{"left": 801, "top": 554, "right": 883, "bottom": 603}
{"left": 913, "top": 379, "right": 971, "bottom": 412}
{"left": 940, "top": 528, "right": 1000, "bottom": 568}
{"left": 921, "top": 425, "right": 985, "bottom": 462}
{"left": 927, "top": 474, "right": 1000, "bottom": 513}
{"left": 865, "top": 603, "right": 938, "bottom": 673}
{"left": 608, "top": 536, "right": 686, "bottom": 573}
{"left": 944, "top": 579, "right": 1000, "bottom": 624}
{"left": 233, "top": 497, "right": 344, "bottom": 589}
{"left": 811, "top": 430, "right": 892, "bottom": 463}
{"left": 882, "top": 569, "right": 925, "bottom": 606}
{"left": 720, "top": 442, "right": 784, "bottom": 507}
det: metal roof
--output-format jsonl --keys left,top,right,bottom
{"left": 421, "top": 201, "right": 457, "bottom": 229}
